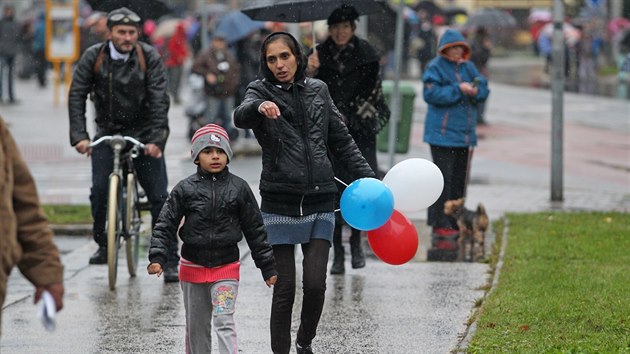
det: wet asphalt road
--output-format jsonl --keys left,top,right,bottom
{"left": 2, "top": 234, "right": 486, "bottom": 353}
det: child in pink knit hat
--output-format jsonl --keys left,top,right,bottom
{"left": 148, "top": 124, "right": 277, "bottom": 353}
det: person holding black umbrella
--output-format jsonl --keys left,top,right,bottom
{"left": 234, "top": 31, "right": 374, "bottom": 354}
{"left": 306, "top": 5, "right": 390, "bottom": 275}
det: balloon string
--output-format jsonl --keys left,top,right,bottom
{"left": 334, "top": 177, "right": 348, "bottom": 187}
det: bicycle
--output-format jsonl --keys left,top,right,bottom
{"left": 90, "top": 135, "right": 144, "bottom": 290}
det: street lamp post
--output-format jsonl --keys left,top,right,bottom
{"left": 387, "top": 0, "right": 405, "bottom": 168}
{"left": 550, "top": 0, "right": 564, "bottom": 202}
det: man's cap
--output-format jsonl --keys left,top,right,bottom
{"left": 107, "top": 7, "right": 141, "bottom": 29}
{"left": 327, "top": 5, "right": 359, "bottom": 26}
{"left": 191, "top": 124, "right": 233, "bottom": 163}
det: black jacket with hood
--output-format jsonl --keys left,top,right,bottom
{"left": 149, "top": 167, "right": 276, "bottom": 281}
{"left": 234, "top": 32, "right": 375, "bottom": 216}
{"left": 68, "top": 41, "right": 170, "bottom": 151}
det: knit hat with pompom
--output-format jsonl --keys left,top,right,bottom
{"left": 190, "top": 124, "right": 233, "bottom": 163}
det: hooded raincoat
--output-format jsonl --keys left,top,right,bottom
{"left": 422, "top": 29, "right": 490, "bottom": 148}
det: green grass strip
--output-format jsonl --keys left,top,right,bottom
{"left": 469, "top": 212, "right": 630, "bottom": 353}
{"left": 42, "top": 204, "right": 92, "bottom": 225}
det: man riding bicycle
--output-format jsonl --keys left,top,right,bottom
{"left": 68, "top": 7, "right": 179, "bottom": 282}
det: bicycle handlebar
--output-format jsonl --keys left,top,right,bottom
{"left": 89, "top": 135, "right": 146, "bottom": 150}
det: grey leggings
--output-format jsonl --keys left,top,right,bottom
{"left": 181, "top": 279, "right": 239, "bottom": 354}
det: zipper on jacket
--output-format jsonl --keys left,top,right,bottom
{"left": 441, "top": 111, "right": 449, "bottom": 135}
{"left": 294, "top": 85, "right": 314, "bottom": 189}
{"left": 108, "top": 71, "right": 113, "bottom": 121}
{"left": 302, "top": 126, "right": 313, "bottom": 189}
{"left": 211, "top": 175, "right": 217, "bottom": 249}
{"left": 274, "top": 138, "right": 283, "bottom": 167}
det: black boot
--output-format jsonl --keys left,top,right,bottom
{"left": 330, "top": 225, "right": 345, "bottom": 274}
{"left": 330, "top": 247, "right": 345, "bottom": 274}
{"left": 349, "top": 229, "right": 365, "bottom": 269}
{"left": 89, "top": 246, "right": 107, "bottom": 265}
{"left": 296, "top": 342, "right": 314, "bottom": 354}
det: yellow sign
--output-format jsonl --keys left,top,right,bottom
{"left": 45, "top": 0, "right": 80, "bottom": 62}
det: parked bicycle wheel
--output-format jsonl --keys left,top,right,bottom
{"left": 107, "top": 174, "right": 122, "bottom": 290}
{"left": 125, "top": 173, "right": 141, "bottom": 277}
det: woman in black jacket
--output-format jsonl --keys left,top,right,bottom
{"left": 234, "top": 32, "right": 374, "bottom": 354}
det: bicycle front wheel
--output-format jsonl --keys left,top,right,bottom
{"left": 107, "top": 174, "right": 122, "bottom": 290}
{"left": 125, "top": 173, "right": 141, "bottom": 277}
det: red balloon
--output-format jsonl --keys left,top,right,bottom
{"left": 367, "top": 209, "right": 419, "bottom": 265}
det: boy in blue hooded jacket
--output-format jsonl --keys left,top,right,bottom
{"left": 422, "top": 29, "right": 490, "bottom": 257}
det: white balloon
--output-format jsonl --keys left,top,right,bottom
{"left": 383, "top": 158, "right": 444, "bottom": 212}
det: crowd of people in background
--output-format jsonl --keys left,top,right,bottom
{"left": 2, "top": 2, "right": 628, "bottom": 111}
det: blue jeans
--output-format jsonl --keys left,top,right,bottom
{"left": 0, "top": 55, "right": 15, "bottom": 101}
{"left": 90, "top": 143, "right": 178, "bottom": 266}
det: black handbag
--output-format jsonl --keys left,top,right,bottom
{"left": 349, "top": 78, "right": 390, "bottom": 136}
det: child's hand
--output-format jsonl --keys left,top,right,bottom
{"left": 147, "top": 263, "right": 163, "bottom": 277}
{"left": 265, "top": 275, "right": 277, "bottom": 288}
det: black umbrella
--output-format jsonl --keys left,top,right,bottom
{"left": 85, "top": 0, "right": 174, "bottom": 22}
{"left": 241, "top": 0, "right": 389, "bottom": 23}
{"left": 243, "top": 0, "right": 406, "bottom": 164}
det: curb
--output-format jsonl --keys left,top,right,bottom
{"left": 454, "top": 215, "right": 509, "bottom": 352}
{"left": 50, "top": 224, "right": 92, "bottom": 236}
{"left": 50, "top": 214, "right": 154, "bottom": 237}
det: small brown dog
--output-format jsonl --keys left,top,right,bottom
{"left": 443, "top": 198, "right": 489, "bottom": 262}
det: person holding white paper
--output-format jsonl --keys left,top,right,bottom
{"left": 0, "top": 116, "right": 64, "bottom": 334}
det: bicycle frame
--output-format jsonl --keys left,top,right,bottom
{"left": 111, "top": 137, "right": 142, "bottom": 232}
{"left": 90, "top": 135, "right": 145, "bottom": 290}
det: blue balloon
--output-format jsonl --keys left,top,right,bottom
{"left": 340, "top": 178, "right": 395, "bottom": 231}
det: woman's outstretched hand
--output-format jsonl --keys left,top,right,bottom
{"left": 258, "top": 101, "right": 281, "bottom": 119}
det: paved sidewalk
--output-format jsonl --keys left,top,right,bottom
{"left": 1, "top": 66, "right": 628, "bottom": 352}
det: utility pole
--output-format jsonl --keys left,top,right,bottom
{"left": 610, "top": 0, "right": 622, "bottom": 18}
{"left": 387, "top": 0, "right": 405, "bottom": 168}
{"left": 198, "top": 0, "right": 208, "bottom": 50}
{"left": 550, "top": 0, "right": 564, "bottom": 202}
